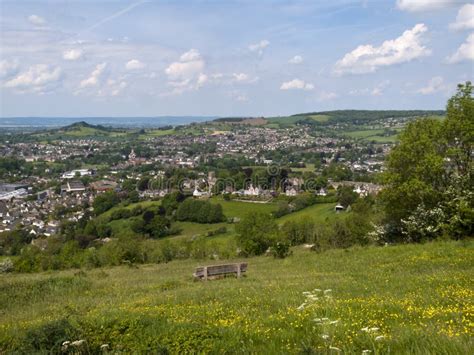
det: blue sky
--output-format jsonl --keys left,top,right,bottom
{"left": 0, "top": 0, "right": 473, "bottom": 117}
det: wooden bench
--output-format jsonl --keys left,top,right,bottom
{"left": 193, "top": 262, "right": 247, "bottom": 280}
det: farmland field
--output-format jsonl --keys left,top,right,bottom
{"left": 0, "top": 240, "right": 472, "bottom": 353}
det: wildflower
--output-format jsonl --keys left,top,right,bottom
{"left": 329, "top": 346, "right": 341, "bottom": 352}
{"left": 370, "top": 327, "right": 380, "bottom": 333}
{"left": 362, "top": 351, "right": 372, "bottom": 354}
{"left": 313, "top": 318, "right": 322, "bottom": 323}
{"left": 101, "top": 344, "right": 109, "bottom": 349}
{"left": 72, "top": 340, "right": 86, "bottom": 346}
{"left": 61, "top": 341, "right": 71, "bottom": 351}
{"left": 297, "top": 303, "right": 306, "bottom": 311}
{"left": 321, "top": 334, "right": 330, "bottom": 340}
{"left": 375, "top": 335, "right": 385, "bottom": 341}
{"left": 329, "top": 320, "right": 339, "bottom": 325}
{"left": 324, "top": 289, "right": 332, "bottom": 294}
{"left": 313, "top": 288, "right": 322, "bottom": 293}
{"left": 361, "top": 327, "right": 369, "bottom": 332}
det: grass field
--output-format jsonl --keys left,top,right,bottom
{"left": 344, "top": 129, "right": 399, "bottom": 143}
{"left": 1, "top": 240, "right": 472, "bottom": 353}
{"left": 210, "top": 196, "right": 279, "bottom": 219}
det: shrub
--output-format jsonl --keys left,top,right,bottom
{"left": 176, "top": 199, "right": 224, "bottom": 223}
{"left": 270, "top": 241, "right": 292, "bottom": 259}
{"left": 236, "top": 212, "right": 280, "bottom": 256}
{"left": 0, "top": 258, "right": 14, "bottom": 273}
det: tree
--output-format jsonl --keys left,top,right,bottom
{"left": 235, "top": 212, "right": 280, "bottom": 256}
{"left": 381, "top": 82, "right": 473, "bottom": 241}
{"left": 337, "top": 186, "right": 358, "bottom": 208}
{"left": 93, "top": 191, "right": 120, "bottom": 215}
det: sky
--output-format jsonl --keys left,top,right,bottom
{"left": 0, "top": 0, "right": 473, "bottom": 117}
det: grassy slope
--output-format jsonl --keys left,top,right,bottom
{"left": 0, "top": 240, "right": 472, "bottom": 353}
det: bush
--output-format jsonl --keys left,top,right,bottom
{"left": 0, "top": 258, "right": 14, "bottom": 273}
{"left": 236, "top": 212, "right": 280, "bottom": 256}
{"left": 176, "top": 199, "right": 224, "bottom": 223}
{"left": 270, "top": 241, "right": 292, "bottom": 259}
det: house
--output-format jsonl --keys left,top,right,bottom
{"left": 317, "top": 188, "right": 327, "bottom": 196}
{"left": 193, "top": 188, "right": 209, "bottom": 198}
{"left": 285, "top": 187, "right": 298, "bottom": 197}
{"left": 244, "top": 184, "right": 260, "bottom": 196}
{"left": 61, "top": 169, "right": 94, "bottom": 179}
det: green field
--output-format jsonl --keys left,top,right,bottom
{"left": 210, "top": 196, "right": 278, "bottom": 219}
{"left": 1, "top": 240, "right": 471, "bottom": 353}
{"left": 344, "top": 129, "right": 399, "bottom": 143}
{"left": 277, "top": 203, "right": 337, "bottom": 223}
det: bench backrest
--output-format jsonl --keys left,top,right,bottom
{"left": 194, "top": 262, "right": 247, "bottom": 278}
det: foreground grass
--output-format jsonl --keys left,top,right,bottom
{"left": 0, "top": 240, "right": 472, "bottom": 354}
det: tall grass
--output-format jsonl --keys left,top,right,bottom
{"left": 0, "top": 240, "right": 472, "bottom": 353}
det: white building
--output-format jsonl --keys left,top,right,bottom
{"left": 62, "top": 169, "right": 94, "bottom": 179}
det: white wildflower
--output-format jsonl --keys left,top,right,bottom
{"left": 375, "top": 335, "right": 385, "bottom": 341}
{"left": 361, "top": 327, "right": 369, "bottom": 332}
{"left": 72, "top": 339, "right": 86, "bottom": 346}
{"left": 324, "top": 289, "right": 332, "bottom": 294}
{"left": 297, "top": 302, "right": 306, "bottom": 311}
{"left": 302, "top": 291, "right": 311, "bottom": 295}
{"left": 321, "top": 334, "right": 330, "bottom": 340}
{"left": 362, "top": 351, "right": 372, "bottom": 354}
{"left": 62, "top": 341, "right": 71, "bottom": 346}
{"left": 330, "top": 320, "right": 339, "bottom": 325}
{"left": 329, "top": 346, "right": 341, "bottom": 352}
{"left": 370, "top": 327, "right": 379, "bottom": 333}
{"left": 313, "top": 288, "right": 322, "bottom": 293}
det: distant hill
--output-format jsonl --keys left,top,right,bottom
{"left": 63, "top": 121, "right": 109, "bottom": 131}
{"left": 267, "top": 110, "right": 446, "bottom": 126}
{"left": 213, "top": 117, "right": 267, "bottom": 126}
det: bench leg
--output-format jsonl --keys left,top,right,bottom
{"left": 204, "top": 266, "right": 208, "bottom": 281}
{"left": 237, "top": 265, "right": 241, "bottom": 278}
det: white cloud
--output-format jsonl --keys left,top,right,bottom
{"left": 165, "top": 50, "right": 204, "bottom": 80}
{"left": 396, "top": 0, "right": 459, "bottom": 12}
{"left": 164, "top": 49, "right": 206, "bottom": 94}
{"left": 450, "top": 4, "right": 474, "bottom": 31}
{"left": 232, "top": 73, "right": 259, "bottom": 84}
{"left": 417, "top": 76, "right": 446, "bottom": 94}
{"left": 125, "top": 59, "right": 145, "bottom": 70}
{"left": 280, "top": 79, "right": 314, "bottom": 91}
{"left": 0, "top": 60, "right": 19, "bottom": 79}
{"left": 318, "top": 91, "right": 338, "bottom": 101}
{"left": 28, "top": 14, "right": 46, "bottom": 27}
{"left": 180, "top": 49, "right": 201, "bottom": 62}
{"left": 447, "top": 33, "right": 474, "bottom": 63}
{"left": 80, "top": 63, "right": 107, "bottom": 88}
{"left": 197, "top": 73, "right": 208, "bottom": 87}
{"left": 371, "top": 80, "right": 390, "bottom": 96}
{"left": 4, "top": 64, "right": 62, "bottom": 94}
{"left": 289, "top": 55, "right": 303, "bottom": 64}
{"left": 228, "top": 90, "right": 249, "bottom": 102}
{"left": 248, "top": 40, "right": 270, "bottom": 55}
{"left": 63, "top": 49, "right": 83, "bottom": 61}
{"left": 106, "top": 79, "right": 128, "bottom": 96}
{"left": 334, "top": 24, "right": 431, "bottom": 75}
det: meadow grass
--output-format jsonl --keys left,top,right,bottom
{"left": 0, "top": 240, "right": 472, "bottom": 353}
{"left": 343, "top": 129, "right": 399, "bottom": 143}
{"left": 210, "top": 196, "right": 278, "bottom": 219}
{"left": 277, "top": 203, "right": 337, "bottom": 224}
